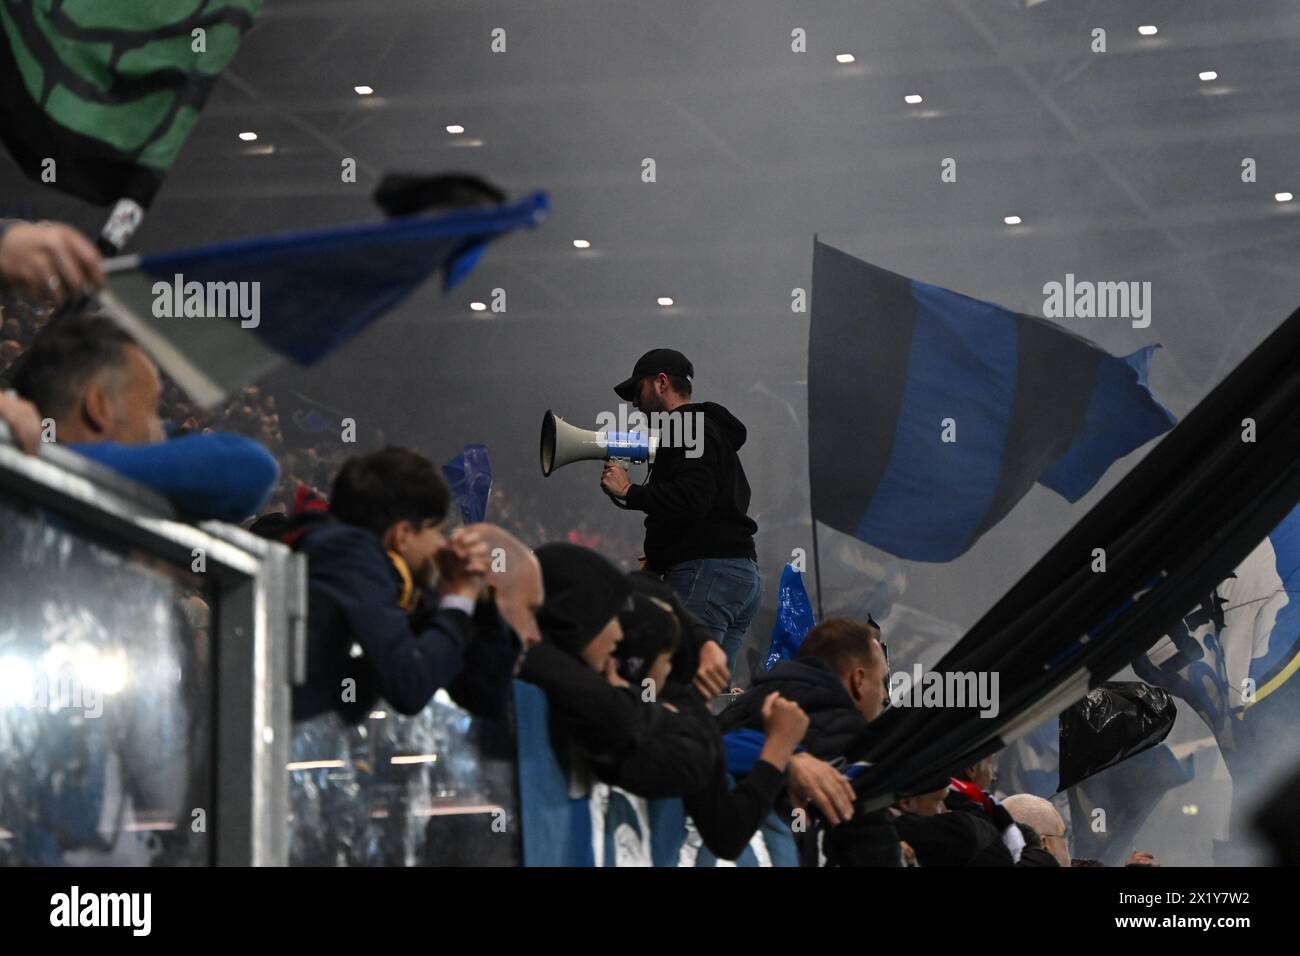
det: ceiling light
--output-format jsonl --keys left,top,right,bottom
{"left": 657, "top": 297, "right": 675, "bottom": 307}
{"left": 573, "top": 239, "right": 591, "bottom": 249}
{"left": 835, "top": 54, "right": 855, "bottom": 65}
{"left": 238, "top": 131, "right": 257, "bottom": 141}
{"left": 904, "top": 94, "right": 923, "bottom": 105}
{"left": 446, "top": 124, "right": 465, "bottom": 134}
{"left": 470, "top": 301, "right": 487, "bottom": 311}
{"left": 1276, "top": 192, "right": 1295, "bottom": 203}
{"left": 354, "top": 85, "right": 374, "bottom": 95}
{"left": 1198, "top": 71, "right": 1218, "bottom": 82}
{"left": 1003, "top": 215, "right": 1022, "bottom": 225}
{"left": 1138, "top": 25, "right": 1158, "bottom": 36}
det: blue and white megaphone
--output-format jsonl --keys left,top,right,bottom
{"left": 540, "top": 409, "right": 658, "bottom": 477}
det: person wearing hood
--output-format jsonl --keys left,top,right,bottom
{"left": 606, "top": 574, "right": 810, "bottom": 860}
{"left": 601, "top": 348, "right": 761, "bottom": 677}
{"left": 518, "top": 543, "right": 689, "bottom": 777}
{"left": 519, "top": 546, "right": 807, "bottom": 851}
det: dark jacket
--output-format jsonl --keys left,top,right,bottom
{"left": 620, "top": 401, "right": 758, "bottom": 574}
{"left": 717, "top": 658, "right": 866, "bottom": 757}
{"left": 291, "top": 518, "right": 519, "bottom": 722}
{"left": 892, "top": 810, "right": 1014, "bottom": 867}
{"left": 618, "top": 683, "right": 785, "bottom": 860}
{"left": 519, "top": 643, "right": 783, "bottom": 861}
{"left": 718, "top": 657, "right": 901, "bottom": 867}
{"left": 518, "top": 641, "right": 664, "bottom": 767}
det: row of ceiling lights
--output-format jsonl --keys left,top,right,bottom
{"left": 231, "top": 24, "right": 1290, "bottom": 317}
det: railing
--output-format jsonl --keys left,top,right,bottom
{"left": 0, "top": 424, "right": 299, "bottom": 865}
{"left": 0, "top": 425, "right": 785, "bottom": 866}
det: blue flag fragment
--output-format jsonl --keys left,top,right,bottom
{"left": 808, "top": 240, "right": 1176, "bottom": 561}
{"left": 96, "top": 192, "right": 549, "bottom": 406}
{"left": 442, "top": 444, "right": 493, "bottom": 525}
{"left": 763, "top": 563, "right": 816, "bottom": 671}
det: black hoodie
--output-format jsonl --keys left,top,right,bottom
{"left": 620, "top": 401, "right": 758, "bottom": 574}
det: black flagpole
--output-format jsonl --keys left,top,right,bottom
{"left": 807, "top": 232, "right": 825, "bottom": 621}
{"left": 811, "top": 514, "right": 825, "bottom": 621}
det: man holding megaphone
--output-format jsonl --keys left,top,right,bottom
{"left": 599, "top": 348, "right": 761, "bottom": 683}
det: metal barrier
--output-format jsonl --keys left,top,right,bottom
{"left": 0, "top": 425, "right": 301, "bottom": 865}
{"left": 0, "top": 424, "right": 770, "bottom": 867}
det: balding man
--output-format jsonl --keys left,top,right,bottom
{"left": 468, "top": 522, "right": 544, "bottom": 654}
{"left": 1002, "top": 794, "right": 1070, "bottom": 867}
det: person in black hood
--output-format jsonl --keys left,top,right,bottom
{"left": 519, "top": 544, "right": 683, "bottom": 773}
{"left": 601, "top": 348, "right": 760, "bottom": 677}
{"left": 607, "top": 574, "right": 810, "bottom": 860}
{"left": 519, "top": 551, "right": 809, "bottom": 860}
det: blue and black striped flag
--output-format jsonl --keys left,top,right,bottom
{"left": 808, "top": 239, "right": 1176, "bottom": 562}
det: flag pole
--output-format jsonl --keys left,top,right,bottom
{"left": 808, "top": 231, "right": 825, "bottom": 621}
{"left": 811, "top": 514, "right": 825, "bottom": 621}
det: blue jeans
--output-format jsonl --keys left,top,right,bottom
{"left": 664, "top": 557, "right": 763, "bottom": 674}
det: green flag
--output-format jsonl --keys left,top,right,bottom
{"left": 0, "top": 0, "right": 261, "bottom": 210}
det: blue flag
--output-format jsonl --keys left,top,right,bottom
{"left": 764, "top": 563, "right": 816, "bottom": 670}
{"left": 96, "top": 192, "right": 548, "bottom": 406}
{"left": 808, "top": 240, "right": 1176, "bottom": 561}
{"left": 442, "top": 444, "right": 493, "bottom": 525}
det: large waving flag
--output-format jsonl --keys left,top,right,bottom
{"left": 0, "top": 0, "right": 260, "bottom": 210}
{"left": 1133, "top": 503, "right": 1300, "bottom": 788}
{"left": 809, "top": 239, "right": 1176, "bottom": 561}
{"left": 94, "top": 192, "right": 548, "bottom": 406}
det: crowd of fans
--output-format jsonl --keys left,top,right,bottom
{"left": 0, "top": 218, "right": 1164, "bottom": 867}
{"left": 3, "top": 296, "right": 635, "bottom": 560}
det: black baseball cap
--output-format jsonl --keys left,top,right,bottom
{"left": 614, "top": 348, "right": 694, "bottom": 401}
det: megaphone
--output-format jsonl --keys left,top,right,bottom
{"left": 540, "top": 410, "right": 658, "bottom": 476}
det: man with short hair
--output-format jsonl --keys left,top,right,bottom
{"left": 721, "top": 618, "right": 889, "bottom": 742}
{"left": 12, "top": 313, "right": 163, "bottom": 445}
{"left": 601, "top": 348, "right": 760, "bottom": 680}
{"left": 289, "top": 447, "right": 520, "bottom": 722}
{"left": 8, "top": 313, "right": 277, "bottom": 521}
{"left": 718, "top": 617, "right": 902, "bottom": 865}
